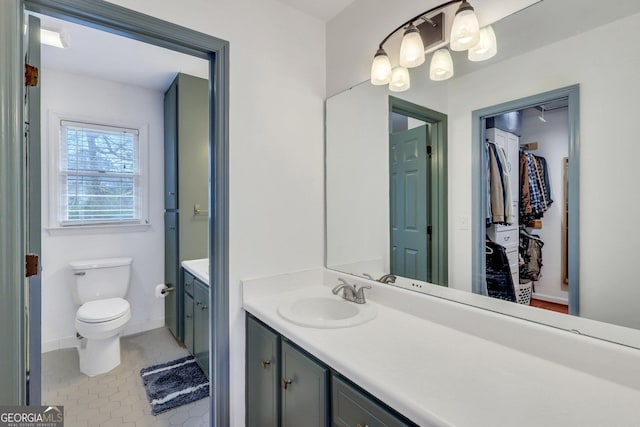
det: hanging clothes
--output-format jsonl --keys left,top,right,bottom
{"left": 486, "top": 240, "right": 517, "bottom": 302}
{"left": 520, "top": 152, "right": 553, "bottom": 221}
{"left": 486, "top": 142, "right": 514, "bottom": 225}
{"left": 519, "top": 227, "right": 544, "bottom": 283}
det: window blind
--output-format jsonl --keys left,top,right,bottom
{"left": 59, "top": 120, "right": 141, "bottom": 225}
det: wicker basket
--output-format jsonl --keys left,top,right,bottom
{"left": 515, "top": 282, "right": 533, "bottom": 305}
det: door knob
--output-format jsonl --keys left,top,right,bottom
{"left": 282, "top": 378, "right": 293, "bottom": 390}
{"left": 260, "top": 360, "right": 271, "bottom": 369}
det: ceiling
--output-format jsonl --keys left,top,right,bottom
{"left": 36, "top": 13, "right": 209, "bottom": 92}
{"left": 275, "top": 0, "right": 356, "bottom": 21}
{"left": 36, "top": 0, "right": 640, "bottom": 94}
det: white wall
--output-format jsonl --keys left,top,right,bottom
{"left": 106, "top": 1, "right": 326, "bottom": 424}
{"left": 326, "top": 0, "right": 538, "bottom": 96}
{"left": 326, "top": 79, "right": 447, "bottom": 277}
{"left": 41, "top": 68, "right": 165, "bottom": 351}
{"left": 445, "top": 14, "right": 640, "bottom": 328}
{"left": 327, "top": 5, "right": 640, "bottom": 331}
{"left": 520, "top": 107, "right": 569, "bottom": 304}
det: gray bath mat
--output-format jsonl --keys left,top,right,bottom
{"left": 140, "top": 355, "right": 209, "bottom": 415}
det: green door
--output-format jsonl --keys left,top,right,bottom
{"left": 389, "top": 125, "right": 430, "bottom": 282}
{"left": 26, "top": 13, "right": 42, "bottom": 405}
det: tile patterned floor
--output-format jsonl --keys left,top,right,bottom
{"left": 41, "top": 327, "right": 210, "bottom": 426}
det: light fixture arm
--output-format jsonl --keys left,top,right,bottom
{"left": 377, "top": 0, "right": 462, "bottom": 49}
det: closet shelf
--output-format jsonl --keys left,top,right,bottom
{"left": 520, "top": 141, "right": 539, "bottom": 151}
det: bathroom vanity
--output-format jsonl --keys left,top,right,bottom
{"left": 246, "top": 314, "right": 413, "bottom": 426}
{"left": 243, "top": 268, "right": 640, "bottom": 426}
{"left": 181, "top": 259, "right": 210, "bottom": 377}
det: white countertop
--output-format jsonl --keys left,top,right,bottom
{"left": 181, "top": 258, "right": 209, "bottom": 285}
{"left": 242, "top": 269, "right": 640, "bottom": 427}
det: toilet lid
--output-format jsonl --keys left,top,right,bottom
{"left": 77, "top": 298, "right": 130, "bottom": 323}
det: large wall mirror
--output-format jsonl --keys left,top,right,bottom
{"left": 326, "top": 0, "right": 640, "bottom": 348}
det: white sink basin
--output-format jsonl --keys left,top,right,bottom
{"left": 278, "top": 296, "right": 377, "bottom": 329}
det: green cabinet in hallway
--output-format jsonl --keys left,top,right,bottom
{"left": 182, "top": 269, "right": 209, "bottom": 378}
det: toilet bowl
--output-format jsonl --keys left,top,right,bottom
{"left": 76, "top": 298, "right": 131, "bottom": 376}
{"left": 70, "top": 258, "right": 133, "bottom": 376}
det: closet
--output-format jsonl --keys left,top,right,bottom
{"left": 485, "top": 104, "right": 569, "bottom": 308}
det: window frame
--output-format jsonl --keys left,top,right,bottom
{"left": 47, "top": 111, "right": 150, "bottom": 234}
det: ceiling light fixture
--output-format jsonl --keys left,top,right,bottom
{"left": 40, "top": 28, "right": 69, "bottom": 49}
{"left": 370, "top": 0, "right": 496, "bottom": 88}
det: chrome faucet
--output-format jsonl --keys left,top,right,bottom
{"left": 377, "top": 273, "right": 397, "bottom": 284}
{"left": 332, "top": 278, "right": 371, "bottom": 304}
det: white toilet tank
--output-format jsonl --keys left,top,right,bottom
{"left": 70, "top": 257, "right": 133, "bottom": 304}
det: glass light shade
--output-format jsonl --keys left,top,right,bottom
{"left": 370, "top": 49, "right": 392, "bottom": 85}
{"left": 399, "top": 25, "right": 425, "bottom": 68}
{"left": 429, "top": 48, "right": 454, "bottom": 81}
{"left": 468, "top": 25, "right": 497, "bottom": 61}
{"left": 389, "top": 66, "right": 410, "bottom": 92}
{"left": 450, "top": 8, "right": 480, "bottom": 51}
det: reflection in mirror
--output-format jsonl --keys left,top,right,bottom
{"left": 325, "top": 0, "right": 640, "bottom": 347}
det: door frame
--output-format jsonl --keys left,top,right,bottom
{"left": 471, "top": 84, "right": 580, "bottom": 315}
{"left": 1, "top": 1, "right": 230, "bottom": 424}
{"left": 389, "top": 96, "right": 448, "bottom": 286}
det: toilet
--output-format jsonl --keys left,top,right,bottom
{"left": 70, "top": 257, "right": 133, "bottom": 376}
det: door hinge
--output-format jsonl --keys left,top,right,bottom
{"left": 426, "top": 144, "right": 432, "bottom": 157}
{"left": 25, "top": 64, "right": 39, "bottom": 87}
{"left": 25, "top": 254, "right": 39, "bottom": 278}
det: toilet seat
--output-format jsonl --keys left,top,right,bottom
{"left": 77, "top": 297, "right": 130, "bottom": 323}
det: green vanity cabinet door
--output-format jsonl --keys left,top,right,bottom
{"left": 246, "top": 316, "right": 280, "bottom": 427}
{"left": 193, "top": 278, "right": 210, "bottom": 377}
{"left": 183, "top": 289, "right": 194, "bottom": 354}
{"left": 332, "top": 376, "right": 412, "bottom": 427}
{"left": 281, "top": 341, "right": 329, "bottom": 427}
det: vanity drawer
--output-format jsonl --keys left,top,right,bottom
{"left": 332, "top": 376, "right": 411, "bottom": 427}
{"left": 492, "top": 228, "right": 518, "bottom": 247}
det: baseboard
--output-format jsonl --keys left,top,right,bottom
{"left": 42, "top": 318, "right": 165, "bottom": 353}
{"left": 42, "top": 336, "right": 78, "bottom": 353}
{"left": 124, "top": 318, "right": 165, "bottom": 336}
{"left": 531, "top": 292, "right": 568, "bottom": 305}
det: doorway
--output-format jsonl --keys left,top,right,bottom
{"left": 2, "top": 1, "right": 229, "bottom": 425}
{"left": 388, "top": 96, "right": 448, "bottom": 286}
{"left": 471, "top": 85, "right": 579, "bottom": 316}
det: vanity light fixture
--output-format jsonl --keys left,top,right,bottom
{"left": 369, "top": 0, "right": 496, "bottom": 88}
{"left": 389, "top": 66, "right": 411, "bottom": 92}
{"left": 40, "top": 28, "right": 69, "bottom": 48}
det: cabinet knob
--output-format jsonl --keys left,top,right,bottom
{"left": 281, "top": 378, "right": 293, "bottom": 390}
{"left": 356, "top": 424, "right": 369, "bottom": 427}
{"left": 169, "top": 191, "right": 175, "bottom": 196}
{"left": 168, "top": 226, "right": 176, "bottom": 230}
{"left": 201, "top": 305, "right": 208, "bottom": 311}
{"left": 186, "top": 314, "right": 192, "bottom": 319}
{"left": 195, "top": 301, "right": 201, "bottom": 307}
{"left": 260, "top": 360, "right": 271, "bottom": 369}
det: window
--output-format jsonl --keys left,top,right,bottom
{"left": 58, "top": 120, "right": 144, "bottom": 226}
